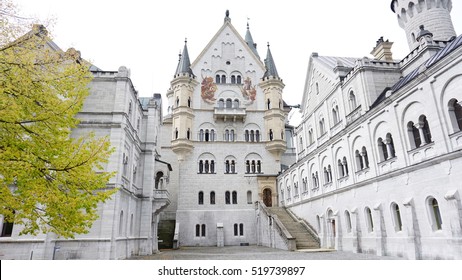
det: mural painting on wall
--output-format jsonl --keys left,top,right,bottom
{"left": 241, "top": 77, "right": 257, "bottom": 105}
{"left": 201, "top": 76, "right": 218, "bottom": 104}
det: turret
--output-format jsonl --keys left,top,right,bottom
{"left": 391, "top": 0, "right": 456, "bottom": 51}
{"left": 170, "top": 40, "right": 198, "bottom": 161}
{"left": 259, "top": 44, "right": 286, "bottom": 160}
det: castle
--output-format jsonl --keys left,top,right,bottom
{"left": 1, "top": 0, "right": 461, "bottom": 260}
{"left": 279, "top": 0, "right": 462, "bottom": 259}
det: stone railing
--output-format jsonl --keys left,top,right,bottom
{"left": 255, "top": 201, "right": 296, "bottom": 251}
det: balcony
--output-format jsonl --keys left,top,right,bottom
{"left": 214, "top": 107, "right": 246, "bottom": 122}
{"left": 153, "top": 189, "right": 171, "bottom": 215}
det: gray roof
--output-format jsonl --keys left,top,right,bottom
{"left": 245, "top": 24, "right": 260, "bottom": 59}
{"left": 174, "top": 41, "right": 194, "bottom": 77}
{"left": 263, "top": 45, "right": 280, "bottom": 79}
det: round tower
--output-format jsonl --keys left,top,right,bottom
{"left": 391, "top": 0, "right": 456, "bottom": 50}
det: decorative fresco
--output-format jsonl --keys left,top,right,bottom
{"left": 241, "top": 77, "right": 257, "bottom": 105}
{"left": 201, "top": 76, "right": 217, "bottom": 104}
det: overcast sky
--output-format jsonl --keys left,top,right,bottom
{"left": 12, "top": 0, "right": 462, "bottom": 121}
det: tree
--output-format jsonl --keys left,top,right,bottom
{"left": 0, "top": 0, "right": 115, "bottom": 238}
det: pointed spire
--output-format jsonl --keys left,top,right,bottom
{"left": 263, "top": 43, "right": 280, "bottom": 79}
{"left": 174, "top": 39, "right": 195, "bottom": 78}
{"left": 245, "top": 20, "right": 260, "bottom": 59}
{"left": 224, "top": 10, "right": 231, "bottom": 23}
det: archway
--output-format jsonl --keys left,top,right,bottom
{"left": 263, "top": 188, "right": 272, "bottom": 207}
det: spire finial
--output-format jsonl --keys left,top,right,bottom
{"left": 185, "top": 38, "right": 187, "bottom": 44}
{"left": 247, "top": 17, "right": 250, "bottom": 29}
{"left": 224, "top": 10, "right": 231, "bottom": 22}
{"left": 267, "top": 42, "right": 270, "bottom": 48}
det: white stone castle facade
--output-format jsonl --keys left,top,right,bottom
{"left": 278, "top": 0, "right": 462, "bottom": 259}
{"left": 1, "top": 0, "right": 462, "bottom": 260}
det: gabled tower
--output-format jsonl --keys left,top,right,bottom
{"left": 260, "top": 44, "right": 286, "bottom": 159}
{"left": 170, "top": 40, "right": 198, "bottom": 161}
{"left": 391, "top": 0, "right": 456, "bottom": 50}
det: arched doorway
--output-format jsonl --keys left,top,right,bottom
{"left": 327, "top": 209, "right": 336, "bottom": 249}
{"left": 263, "top": 188, "right": 272, "bottom": 207}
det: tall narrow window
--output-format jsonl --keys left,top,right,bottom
{"left": 256, "top": 130, "right": 260, "bottom": 142}
{"left": 226, "top": 99, "right": 232, "bottom": 108}
{"left": 246, "top": 160, "right": 250, "bottom": 173}
{"left": 205, "top": 160, "right": 209, "bottom": 173}
{"left": 234, "top": 224, "right": 239, "bottom": 236}
{"left": 210, "top": 160, "right": 215, "bottom": 173}
{"left": 225, "top": 160, "right": 230, "bottom": 173}
{"left": 231, "top": 160, "right": 236, "bottom": 173}
{"left": 239, "top": 223, "right": 244, "bottom": 236}
{"left": 345, "top": 211, "right": 352, "bottom": 233}
{"left": 216, "top": 75, "right": 220, "bottom": 84}
{"left": 201, "top": 224, "right": 206, "bottom": 237}
{"left": 196, "top": 224, "right": 201, "bottom": 237}
{"left": 391, "top": 203, "right": 403, "bottom": 232}
{"left": 231, "top": 75, "right": 236, "bottom": 84}
{"left": 349, "top": 91, "right": 357, "bottom": 111}
{"left": 378, "top": 137, "right": 388, "bottom": 162}
{"left": 247, "top": 191, "right": 252, "bottom": 204}
{"left": 429, "top": 198, "right": 443, "bottom": 230}
{"left": 199, "top": 160, "right": 204, "bottom": 173}
{"left": 210, "top": 191, "right": 216, "bottom": 205}
{"left": 198, "top": 191, "right": 204, "bottom": 205}
{"left": 256, "top": 160, "right": 262, "bottom": 173}
{"left": 332, "top": 105, "right": 340, "bottom": 124}
{"left": 250, "top": 130, "right": 255, "bottom": 142}
{"left": 221, "top": 75, "right": 226, "bottom": 84}
{"left": 119, "top": 211, "right": 124, "bottom": 236}
{"left": 408, "top": 121, "right": 421, "bottom": 149}
{"left": 237, "top": 75, "right": 242, "bottom": 84}
{"left": 420, "top": 115, "right": 432, "bottom": 144}
{"left": 225, "top": 191, "right": 230, "bottom": 204}
{"left": 232, "top": 191, "right": 237, "bottom": 204}
{"left": 365, "top": 207, "right": 374, "bottom": 232}
{"left": 245, "top": 130, "right": 250, "bottom": 142}
{"left": 449, "top": 99, "right": 462, "bottom": 132}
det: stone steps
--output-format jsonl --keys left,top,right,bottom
{"left": 268, "top": 207, "right": 320, "bottom": 250}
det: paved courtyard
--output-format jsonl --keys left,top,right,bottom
{"left": 128, "top": 246, "right": 404, "bottom": 260}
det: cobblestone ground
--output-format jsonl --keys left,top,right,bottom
{"left": 128, "top": 246, "right": 404, "bottom": 260}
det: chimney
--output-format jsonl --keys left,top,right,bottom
{"left": 370, "top": 37, "right": 394, "bottom": 62}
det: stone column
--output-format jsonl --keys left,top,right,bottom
{"left": 403, "top": 198, "right": 421, "bottom": 260}
{"left": 373, "top": 203, "right": 387, "bottom": 256}
{"left": 415, "top": 123, "right": 428, "bottom": 145}
{"left": 350, "top": 208, "right": 361, "bottom": 253}
{"left": 333, "top": 211, "right": 342, "bottom": 250}
{"left": 444, "top": 190, "right": 462, "bottom": 237}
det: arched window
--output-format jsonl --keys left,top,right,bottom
{"left": 188, "top": 97, "right": 191, "bottom": 108}
{"left": 251, "top": 160, "right": 256, "bottom": 173}
{"left": 231, "top": 75, "right": 236, "bottom": 84}
{"left": 199, "top": 129, "right": 204, "bottom": 142}
{"left": 256, "top": 160, "right": 262, "bottom": 173}
{"left": 408, "top": 121, "right": 421, "bottom": 149}
{"left": 349, "top": 91, "right": 357, "bottom": 111}
{"left": 343, "top": 157, "right": 349, "bottom": 176}
{"left": 196, "top": 224, "right": 201, "bottom": 237}
{"left": 199, "top": 160, "right": 204, "bottom": 173}
{"left": 201, "top": 224, "right": 206, "bottom": 236}
{"left": 210, "top": 191, "right": 215, "bottom": 205}
{"left": 308, "top": 129, "right": 314, "bottom": 145}
{"left": 218, "top": 99, "right": 224, "bottom": 108}
{"left": 210, "top": 129, "right": 216, "bottom": 142}
{"left": 428, "top": 197, "right": 443, "bottom": 230}
{"left": 231, "top": 160, "right": 236, "bottom": 173}
{"left": 221, "top": 75, "right": 226, "bottom": 84}
{"left": 386, "top": 133, "right": 396, "bottom": 158}
{"left": 332, "top": 105, "right": 340, "bottom": 124}
{"left": 269, "top": 129, "right": 274, "bottom": 141}
{"left": 174, "top": 128, "right": 179, "bottom": 139}
{"left": 237, "top": 75, "right": 242, "bottom": 84}
{"left": 378, "top": 137, "right": 388, "bottom": 162}
{"left": 267, "top": 99, "right": 271, "bottom": 110}
{"left": 215, "top": 75, "right": 220, "bottom": 84}
{"left": 449, "top": 99, "right": 462, "bottom": 132}
{"left": 226, "top": 98, "right": 232, "bottom": 108}
{"left": 232, "top": 191, "right": 237, "bottom": 204}
{"left": 210, "top": 160, "right": 215, "bottom": 173}
{"left": 338, "top": 159, "right": 344, "bottom": 177}
{"left": 204, "top": 160, "right": 210, "bottom": 173}
{"left": 205, "top": 130, "right": 210, "bottom": 142}
{"left": 255, "top": 130, "right": 260, "bottom": 142}
{"left": 319, "top": 118, "right": 326, "bottom": 135}
{"left": 246, "top": 160, "right": 250, "bottom": 173}
{"left": 130, "top": 214, "right": 134, "bottom": 236}
{"left": 391, "top": 203, "right": 403, "bottom": 232}
{"left": 155, "top": 171, "right": 164, "bottom": 190}
{"left": 245, "top": 130, "right": 250, "bottom": 142}
{"left": 239, "top": 223, "right": 244, "bottom": 236}
{"left": 187, "top": 129, "right": 191, "bottom": 140}
{"left": 119, "top": 211, "right": 124, "bottom": 236}
{"left": 234, "top": 99, "right": 239, "bottom": 108}
{"left": 247, "top": 191, "right": 252, "bottom": 204}
{"left": 420, "top": 115, "right": 432, "bottom": 144}
{"left": 225, "top": 160, "right": 230, "bottom": 173}
{"left": 234, "top": 224, "right": 239, "bottom": 236}
{"left": 345, "top": 211, "right": 352, "bottom": 233}
{"left": 225, "top": 191, "right": 230, "bottom": 204}
{"left": 365, "top": 207, "right": 374, "bottom": 232}
{"left": 198, "top": 191, "right": 204, "bottom": 205}
{"left": 355, "top": 150, "right": 363, "bottom": 170}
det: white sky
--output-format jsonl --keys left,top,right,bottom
{"left": 12, "top": 0, "right": 462, "bottom": 120}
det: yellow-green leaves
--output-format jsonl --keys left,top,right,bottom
{"left": 0, "top": 0, "right": 115, "bottom": 238}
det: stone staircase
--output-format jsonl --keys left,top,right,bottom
{"left": 268, "top": 207, "right": 320, "bottom": 250}
{"left": 158, "top": 220, "right": 176, "bottom": 249}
